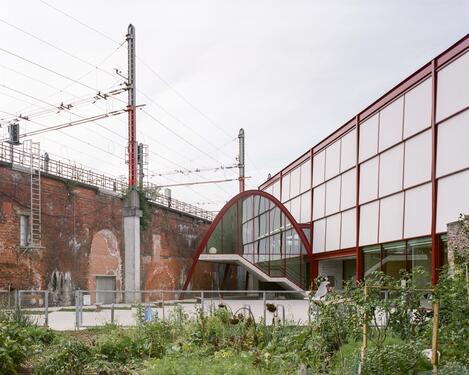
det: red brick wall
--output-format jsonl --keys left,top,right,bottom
{"left": 0, "top": 164, "right": 213, "bottom": 297}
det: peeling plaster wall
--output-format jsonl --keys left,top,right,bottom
{"left": 0, "top": 165, "right": 212, "bottom": 301}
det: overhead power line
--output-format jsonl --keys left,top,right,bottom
{"left": 156, "top": 177, "right": 250, "bottom": 188}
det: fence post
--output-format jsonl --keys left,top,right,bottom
{"left": 111, "top": 303, "right": 115, "bottom": 324}
{"left": 201, "top": 291, "right": 205, "bottom": 315}
{"left": 17, "top": 290, "right": 21, "bottom": 311}
{"left": 161, "top": 292, "right": 165, "bottom": 321}
{"left": 263, "top": 291, "right": 266, "bottom": 324}
{"left": 74, "top": 290, "right": 80, "bottom": 330}
{"left": 359, "top": 285, "right": 369, "bottom": 374}
{"left": 432, "top": 302, "right": 440, "bottom": 374}
{"left": 44, "top": 291, "right": 49, "bottom": 327}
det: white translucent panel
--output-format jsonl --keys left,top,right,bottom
{"left": 379, "top": 144, "right": 404, "bottom": 197}
{"left": 341, "top": 168, "right": 356, "bottom": 210}
{"left": 290, "top": 196, "right": 301, "bottom": 223}
{"left": 437, "top": 169, "right": 469, "bottom": 232}
{"left": 379, "top": 97, "right": 404, "bottom": 151}
{"left": 340, "top": 129, "right": 357, "bottom": 171}
{"left": 379, "top": 193, "right": 404, "bottom": 243}
{"left": 300, "top": 192, "right": 311, "bottom": 223}
{"left": 281, "top": 172, "right": 290, "bottom": 202}
{"left": 325, "top": 176, "right": 341, "bottom": 215}
{"left": 404, "top": 183, "right": 431, "bottom": 238}
{"left": 290, "top": 166, "right": 301, "bottom": 198}
{"left": 359, "top": 201, "right": 379, "bottom": 246}
{"left": 300, "top": 160, "right": 311, "bottom": 193}
{"left": 272, "top": 180, "right": 281, "bottom": 200}
{"left": 312, "top": 150, "right": 325, "bottom": 187}
{"left": 326, "top": 213, "right": 341, "bottom": 251}
{"left": 403, "top": 78, "right": 432, "bottom": 138}
{"left": 312, "top": 183, "right": 326, "bottom": 220}
{"left": 359, "top": 114, "right": 379, "bottom": 162}
{"left": 436, "top": 51, "right": 469, "bottom": 122}
{"left": 313, "top": 219, "right": 326, "bottom": 253}
{"left": 341, "top": 208, "right": 356, "bottom": 249}
{"left": 404, "top": 129, "right": 431, "bottom": 188}
{"left": 436, "top": 110, "right": 469, "bottom": 178}
{"left": 359, "top": 156, "right": 379, "bottom": 203}
{"left": 325, "top": 140, "right": 341, "bottom": 180}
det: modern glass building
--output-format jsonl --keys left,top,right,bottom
{"left": 183, "top": 34, "right": 469, "bottom": 291}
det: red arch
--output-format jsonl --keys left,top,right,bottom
{"left": 182, "top": 189, "right": 313, "bottom": 290}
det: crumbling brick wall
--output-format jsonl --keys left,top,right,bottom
{"left": 0, "top": 164, "right": 214, "bottom": 301}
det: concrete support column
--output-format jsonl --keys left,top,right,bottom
{"left": 124, "top": 189, "right": 142, "bottom": 302}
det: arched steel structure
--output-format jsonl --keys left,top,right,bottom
{"left": 182, "top": 190, "right": 313, "bottom": 291}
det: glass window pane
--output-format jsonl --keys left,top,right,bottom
{"left": 408, "top": 237, "right": 432, "bottom": 286}
{"left": 363, "top": 246, "right": 381, "bottom": 278}
{"left": 382, "top": 241, "right": 406, "bottom": 279}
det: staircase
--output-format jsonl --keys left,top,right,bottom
{"left": 199, "top": 253, "right": 306, "bottom": 293}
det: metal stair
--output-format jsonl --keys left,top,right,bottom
{"left": 24, "top": 140, "right": 42, "bottom": 248}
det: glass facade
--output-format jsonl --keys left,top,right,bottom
{"left": 202, "top": 193, "right": 311, "bottom": 289}
{"left": 362, "top": 237, "right": 432, "bottom": 284}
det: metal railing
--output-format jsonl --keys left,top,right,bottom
{"left": 0, "top": 289, "right": 310, "bottom": 329}
{"left": 0, "top": 143, "right": 214, "bottom": 221}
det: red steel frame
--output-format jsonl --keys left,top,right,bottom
{"left": 182, "top": 189, "right": 313, "bottom": 291}
{"left": 257, "top": 34, "right": 468, "bottom": 285}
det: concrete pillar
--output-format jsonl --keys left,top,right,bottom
{"left": 123, "top": 189, "right": 142, "bottom": 302}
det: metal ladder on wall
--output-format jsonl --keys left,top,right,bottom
{"left": 24, "top": 140, "right": 42, "bottom": 248}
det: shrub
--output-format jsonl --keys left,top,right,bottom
{"left": 34, "top": 339, "right": 91, "bottom": 375}
{"left": 0, "top": 321, "right": 32, "bottom": 374}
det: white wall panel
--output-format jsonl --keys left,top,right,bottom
{"left": 281, "top": 173, "right": 290, "bottom": 202}
{"left": 437, "top": 170, "right": 469, "bottom": 232}
{"left": 403, "top": 78, "right": 432, "bottom": 138}
{"left": 341, "top": 129, "right": 356, "bottom": 172}
{"left": 272, "top": 180, "right": 280, "bottom": 200}
{"left": 341, "top": 208, "right": 356, "bottom": 249}
{"left": 379, "top": 144, "right": 404, "bottom": 197}
{"left": 359, "top": 114, "right": 379, "bottom": 162}
{"left": 359, "top": 201, "right": 379, "bottom": 246}
{"left": 341, "top": 168, "right": 356, "bottom": 210}
{"left": 379, "top": 97, "right": 404, "bottom": 151}
{"left": 404, "top": 129, "right": 431, "bottom": 188}
{"left": 290, "top": 196, "right": 301, "bottom": 223}
{"left": 359, "top": 156, "right": 379, "bottom": 203}
{"left": 379, "top": 193, "right": 404, "bottom": 243}
{"left": 300, "top": 192, "right": 311, "bottom": 223}
{"left": 436, "top": 51, "right": 469, "bottom": 122}
{"left": 325, "top": 176, "right": 341, "bottom": 215}
{"left": 312, "top": 150, "right": 325, "bottom": 187}
{"left": 436, "top": 110, "right": 469, "bottom": 178}
{"left": 290, "top": 166, "right": 301, "bottom": 198}
{"left": 312, "top": 183, "right": 325, "bottom": 220}
{"left": 325, "top": 141, "right": 341, "bottom": 180}
{"left": 313, "top": 219, "right": 326, "bottom": 253}
{"left": 404, "top": 183, "right": 431, "bottom": 238}
{"left": 300, "top": 160, "right": 311, "bottom": 193}
{"left": 326, "top": 213, "right": 341, "bottom": 251}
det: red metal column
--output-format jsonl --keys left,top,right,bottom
{"left": 355, "top": 115, "right": 363, "bottom": 281}
{"left": 430, "top": 59, "right": 440, "bottom": 285}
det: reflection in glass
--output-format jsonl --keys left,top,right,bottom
{"left": 364, "top": 246, "right": 381, "bottom": 278}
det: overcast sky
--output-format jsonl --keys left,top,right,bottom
{"left": 1, "top": 1, "right": 468, "bottom": 212}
